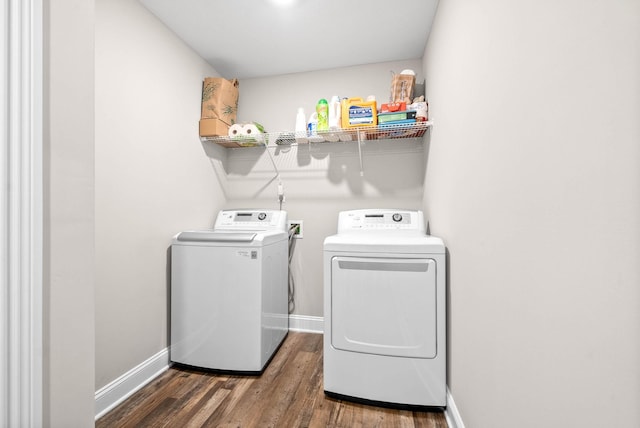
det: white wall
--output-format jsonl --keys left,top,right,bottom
{"left": 95, "top": 0, "right": 223, "bottom": 390}
{"left": 45, "top": 0, "right": 95, "bottom": 426}
{"left": 219, "top": 60, "right": 428, "bottom": 316}
{"left": 423, "top": 0, "right": 640, "bottom": 427}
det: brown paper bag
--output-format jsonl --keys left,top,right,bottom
{"left": 390, "top": 73, "right": 415, "bottom": 104}
{"left": 200, "top": 77, "right": 239, "bottom": 126}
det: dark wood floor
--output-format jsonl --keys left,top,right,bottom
{"left": 96, "top": 332, "right": 448, "bottom": 428}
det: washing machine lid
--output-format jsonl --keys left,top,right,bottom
{"left": 176, "top": 231, "right": 257, "bottom": 242}
{"left": 173, "top": 229, "right": 286, "bottom": 246}
{"left": 324, "top": 233, "right": 445, "bottom": 254}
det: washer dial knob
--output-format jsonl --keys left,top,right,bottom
{"left": 258, "top": 212, "right": 267, "bottom": 221}
{"left": 392, "top": 213, "right": 403, "bottom": 222}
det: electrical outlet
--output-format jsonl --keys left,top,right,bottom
{"left": 288, "top": 220, "right": 303, "bottom": 239}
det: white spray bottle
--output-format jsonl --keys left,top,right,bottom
{"left": 328, "top": 95, "right": 341, "bottom": 130}
{"left": 295, "top": 107, "right": 308, "bottom": 143}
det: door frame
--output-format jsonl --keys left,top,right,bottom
{"left": 0, "top": 0, "right": 43, "bottom": 426}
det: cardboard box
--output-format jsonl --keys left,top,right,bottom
{"left": 200, "top": 77, "right": 239, "bottom": 126}
{"left": 379, "top": 102, "right": 407, "bottom": 113}
{"left": 199, "top": 118, "right": 230, "bottom": 138}
{"left": 390, "top": 73, "right": 415, "bottom": 104}
{"left": 377, "top": 110, "right": 416, "bottom": 124}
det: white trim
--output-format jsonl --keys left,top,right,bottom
{"left": 95, "top": 348, "right": 171, "bottom": 420}
{"left": 0, "top": 0, "right": 43, "bottom": 426}
{"left": 444, "top": 387, "right": 466, "bottom": 428}
{"left": 288, "top": 314, "right": 324, "bottom": 334}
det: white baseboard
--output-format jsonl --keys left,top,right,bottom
{"left": 95, "top": 348, "right": 170, "bottom": 420}
{"left": 445, "top": 387, "right": 466, "bottom": 428}
{"left": 288, "top": 314, "right": 324, "bottom": 333}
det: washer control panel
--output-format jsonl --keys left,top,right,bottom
{"left": 214, "top": 210, "right": 288, "bottom": 232}
{"left": 337, "top": 209, "right": 425, "bottom": 233}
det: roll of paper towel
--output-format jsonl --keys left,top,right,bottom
{"left": 228, "top": 123, "right": 243, "bottom": 137}
{"left": 228, "top": 123, "right": 265, "bottom": 146}
{"left": 242, "top": 123, "right": 260, "bottom": 138}
{"left": 242, "top": 123, "right": 265, "bottom": 146}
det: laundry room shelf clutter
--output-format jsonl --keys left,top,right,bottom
{"left": 200, "top": 121, "right": 433, "bottom": 149}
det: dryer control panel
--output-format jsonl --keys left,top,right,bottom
{"left": 214, "top": 210, "right": 288, "bottom": 232}
{"left": 337, "top": 209, "right": 425, "bottom": 233}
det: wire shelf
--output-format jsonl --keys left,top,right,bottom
{"left": 200, "top": 121, "right": 432, "bottom": 148}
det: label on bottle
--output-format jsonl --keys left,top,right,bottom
{"left": 348, "top": 106, "right": 374, "bottom": 125}
{"left": 317, "top": 103, "right": 329, "bottom": 131}
{"left": 307, "top": 121, "right": 317, "bottom": 136}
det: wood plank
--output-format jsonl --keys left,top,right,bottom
{"left": 97, "top": 332, "right": 447, "bottom": 428}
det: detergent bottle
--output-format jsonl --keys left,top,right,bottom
{"left": 307, "top": 112, "right": 323, "bottom": 142}
{"left": 307, "top": 112, "right": 318, "bottom": 137}
{"left": 316, "top": 98, "right": 328, "bottom": 131}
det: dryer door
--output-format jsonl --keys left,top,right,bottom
{"left": 331, "top": 256, "right": 437, "bottom": 358}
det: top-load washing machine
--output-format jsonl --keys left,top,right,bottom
{"left": 323, "top": 209, "right": 446, "bottom": 408}
{"left": 171, "top": 209, "right": 289, "bottom": 373}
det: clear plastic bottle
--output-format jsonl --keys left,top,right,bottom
{"left": 307, "top": 112, "right": 323, "bottom": 142}
{"left": 307, "top": 112, "right": 318, "bottom": 137}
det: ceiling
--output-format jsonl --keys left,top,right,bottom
{"left": 138, "top": 0, "right": 439, "bottom": 79}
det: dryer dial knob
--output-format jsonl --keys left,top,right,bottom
{"left": 392, "top": 213, "right": 403, "bottom": 222}
{"left": 258, "top": 212, "right": 267, "bottom": 220}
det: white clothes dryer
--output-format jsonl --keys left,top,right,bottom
{"left": 171, "top": 209, "right": 289, "bottom": 373}
{"left": 323, "top": 209, "right": 446, "bottom": 408}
